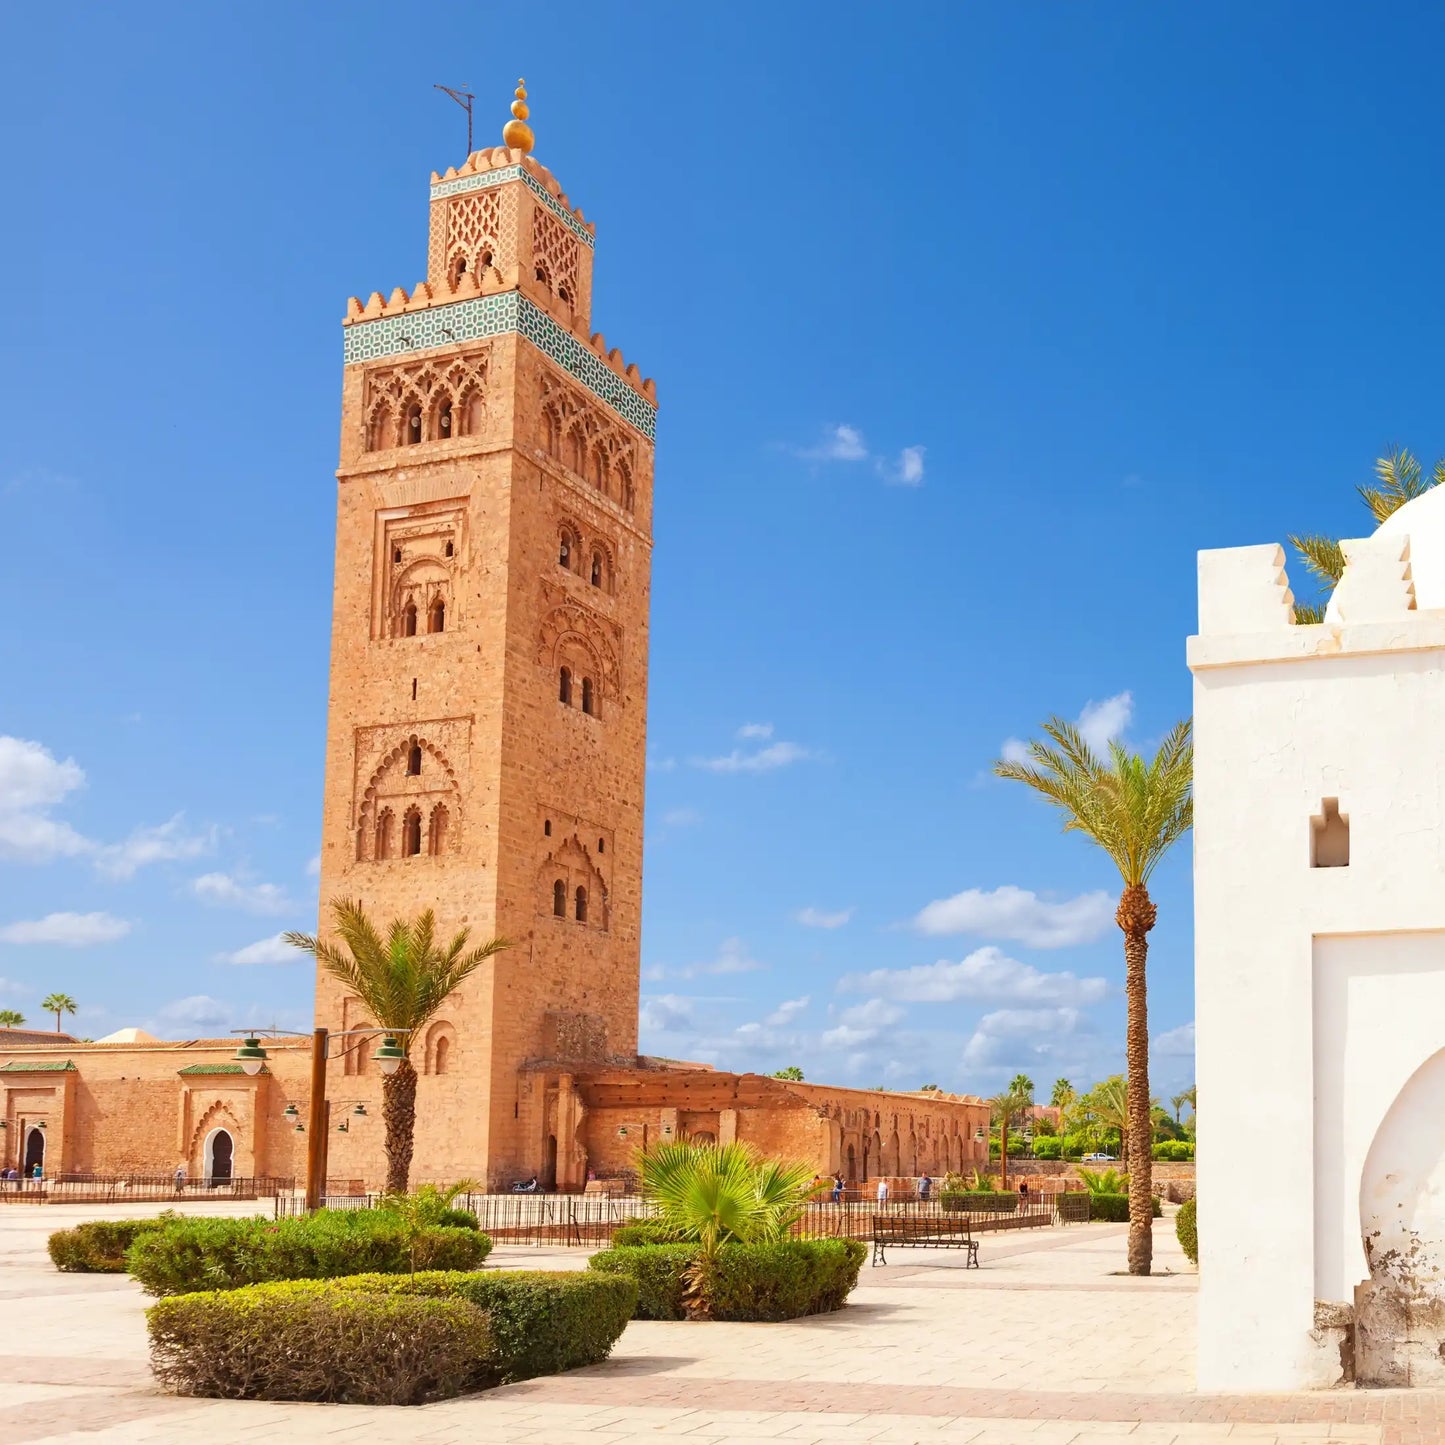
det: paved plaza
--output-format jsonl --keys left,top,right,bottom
{"left": 2, "top": 1202, "right": 1443, "bottom": 1443}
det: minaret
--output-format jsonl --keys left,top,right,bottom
{"left": 315, "top": 84, "right": 657, "bottom": 1189}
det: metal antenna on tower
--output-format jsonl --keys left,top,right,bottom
{"left": 433, "top": 84, "right": 476, "bottom": 155}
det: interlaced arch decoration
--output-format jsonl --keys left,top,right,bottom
{"left": 187, "top": 1100, "right": 242, "bottom": 1165}
{"left": 364, "top": 352, "right": 490, "bottom": 452}
{"left": 538, "top": 601, "right": 621, "bottom": 701}
{"left": 444, "top": 190, "right": 504, "bottom": 288}
{"left": 356, "top": 734, "right": 462, "bottom": 862}
{"left": 536, "top": 833, "right": 609, "bottom": 931}
{"left": 537, "top": 372, "right": 638, "bottom": 513}
{"left": 389, "top": 554, "right": 454, "bottom": 640}
{"left": 532, "top": 207, "right": 581, "bottom": 309}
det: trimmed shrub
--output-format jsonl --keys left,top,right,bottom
{"left": 1030, "top": 1136, "right": 1062, "bottom": 1160}
{"left": 1176, "top": 1196, "right": 1198, "bottom": 1264}
{"left": 49, "top": 1217, "right": 169, "bottom": 1273}
{"left": 939, "top": 1191, "right": 1019, "bottom": 1214}
{"left": 1086, "top": 1192, "right": 1163, "bottom": 1223}
{"left": 335, "top": 1269, "right": 636, "bottom": 1383}
{"left": 148, "top": 1281, "right": 487, "bottom": 1403}
{"left": 589, "top": 1238, "right": 866, "bottom": 1323}
{"left": 610, "top": 1220, "right": 685, "bottom": 1247}
{"left": 1151, "top": 1140, "right": 1195, "bottom": 1162}
{"left": 436, "top": 1207, "right": 480, "bottom": 1230}
{"left": 128, "top": 1210, "right": 490, "bottom": 1295}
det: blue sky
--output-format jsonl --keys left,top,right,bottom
{"left": 3, "top": 2, "right": 1443, "bottom": 1098}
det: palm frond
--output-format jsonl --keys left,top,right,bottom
{"left": 1358, "top": 447, "right": 1430, "bottom": 523}
{"left": 1287, "top": 533, "right": 1346, "bottom": 589}
{"left": 1292, "top": 600, "right": 1326, "bottom": 625}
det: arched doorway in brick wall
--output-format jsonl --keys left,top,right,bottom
{"left": 22, "top": 1126, "right": 44, "bottom": 1175}
{"left": 204, "top": 1128, "right": 233, "bottom": 1184}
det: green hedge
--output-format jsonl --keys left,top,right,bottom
{"left": 1151, "top": 1140, "right": 1195, "bottom": 1161}
{"left": 1176, "top": 1197, "right": 1197, "bottom": 1264}
{"left": 1086, "top": 1192, "right": 1163, "bottom": 1223}
{"left": 436, "top": 1207, "right": 480, "bottom": 1230}
{"left": 1030, "top": 1137, "right": 1062, "bottom": 1159}
{"left": 333, "top": 1269, "right": 636, "bottom": 1383}
{"left": 938, "top": 1191, "right": 1019, "bottom": 1214}
{"left": 49, "top": 1217, "right": 169, "bottom": 1273}
{"left": 127, "top": 1210, "right": 490, "bottom": 1296}
{"left": 148, "top": 1280, "right": 487, "bottom": 1403}
{"left": 589, "top": 1239, "right": 866, "bottom": 1323}
{"left": 610, "top": 1221, "right": 685, "bottom": 1247}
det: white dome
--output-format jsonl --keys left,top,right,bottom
{"left": 1324, "top": 483, "right": 1445, "bottom": 620}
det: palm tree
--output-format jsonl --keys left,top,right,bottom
{"left": 771, "top": 1065, "right": 804, "bottom": 1081}
{"left": 0, "top": 1010, "right": 25, "bottom": 1028}
{"left": 989, "top": 1086, "right": 1031, "bottom": 1194}
{"left": 996, "top": 717, "right": 1192, "bottom": 1276}
{"left": 40, "top": 994, "right": 76, "bottom": 1033}
{"left": 1050, "top": 1077, "right": 1074, "bottom": 1108}
{"left": 1082, "top": 1074, "right": 1130, "bottom": 1165}
{"left": 1289, "top": 448, "right": 1441, "bottom": 622}
{"left": 1170, "top": 1089, "right": 1191, "bottom": 1125}
{"left": 286, "top": 900, "right": 508, "bottom": 1193}
{"left": 639, "top": 1139, "right": 816, "bottom": 1318}
{"left": 1008, "top": 1073, "right": 1035, "bottom": 1102}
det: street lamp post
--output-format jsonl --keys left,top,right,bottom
{"left": 232, "top": 1027, "right": 410, "bottom": 1211}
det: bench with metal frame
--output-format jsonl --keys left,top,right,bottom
{"left": 871, "top": 1213, "right": 979, "bottom": 1267}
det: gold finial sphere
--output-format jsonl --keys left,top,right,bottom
{"left": 503, "top": 76, "right": 534, "bottom": 153}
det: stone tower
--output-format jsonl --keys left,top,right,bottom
{"left": 315, "top": 98, "right": 657, "bottom": 1189}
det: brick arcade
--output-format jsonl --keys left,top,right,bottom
{"left": 0, "top": 96, "right": 989, "bottom": 1191}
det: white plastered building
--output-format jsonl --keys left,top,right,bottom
{"left": 1192, "top": 483, "right": 1445, "bottom": 1390}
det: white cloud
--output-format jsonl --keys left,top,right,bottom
{"left": 191, "top": 872, "right": 294, "bottom": 916}
{"left": 216, "top": 933, "right": 302, "bottom": 966}
{"left": 998, "top": 690, "right": 1134, "bottom": 769}
{"left": 155, "top": 994, "right": 234, "bottom": 1033}
{"left": 695, "top": 740, "right": 813, "bottom": 774}
{"left": 795, "top": 906, "right": 854, "bottom": 930}
{"left": 0, "top": 911, "right": 131, "bottom": 946}
{"left": 961, "top": 1006, "right": 1083, "bottom": 1071}
{"left": 882, "top": 445, "right": 926, "bottom": 487}
{"left": 821, "top": 997, "right": 905, "bottom": 1049}
{"left": 660, "top": 808, "right": 702, "bottom": 828}
{"left": 912, "top": 885, "right": 1113, "bottom": 948}
{"left": 652, "top": 937, "right": 764, "bottom": 982}
{"left": 305, "top": 854, "right": 321, "bottom": 878}
{"left": 0, "top": 736, "right": 90, "bottom": 863}
{"left": 647, "top": 754, "right": 677, "bottom": 773}
{"left": 736, "top": 723, "right": 774, "bottom": 740}
{"left": 1153, "top": 1020, "right": 1195, "bottom": 1056}
{"left": 821, "top": 1022, "right": 877, "bottom": 1049}
{"left": 840, "top": 945, "right": 1109, "bottom": 1007}
{"left": 640, "top": 994, "right": 695, "bottom": 1033}
{"left": 764, "top": 996, "right": 810, "bottom": 1027}
{"left": 1078, "top": 692, "right": 1134, "bottom": 755}
{"left": 800, "top": 424, "right": 869, "bottom": 462}
{"left": 95, "top": 815, "right": 214, "bottom": 880}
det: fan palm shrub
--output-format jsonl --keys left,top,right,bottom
{"left": 287, "top": 901, "right": 508, "bottom": 1192}
{"left": 638, "top": 1140, "right": 816, "bottom": 1319}
{"left": 996, "top": 716, "right": 1192, "bottom": 1275}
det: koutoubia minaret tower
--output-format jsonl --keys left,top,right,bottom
{"left": 315, "top": 84, "right": 656, "bottom": 1189}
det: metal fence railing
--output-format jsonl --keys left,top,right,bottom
{"left": 0, "top": 1174, "right": 295, "bottom": 1204}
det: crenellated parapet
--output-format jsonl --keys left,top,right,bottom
{"left": 1189, "top": 535, "right": 1435, "bottom": 672}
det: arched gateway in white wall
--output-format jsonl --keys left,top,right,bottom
{"left": 1192, "top": 503, "right": 1445, "bottom": 1391}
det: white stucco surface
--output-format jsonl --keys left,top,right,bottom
{"left": 1191, "top": 530, "right": 1445, "bottom": 1391}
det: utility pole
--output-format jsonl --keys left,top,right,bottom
{"left": 434, "top": 84, "right": 476, "bottom": 155}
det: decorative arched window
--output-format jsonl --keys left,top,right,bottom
{"left": 463, "top": 388, "right": 484, "bottom": 436}
{"left": 575, "top": 885, "right": 588, "bottom": 923}
{"left": 565, "top": 428, "right": 584, "bottom": 475}
{"left": 544, "top": 409, "right": 561, "bottom": 458}
{"left": 428, "top": 599, "right": 445, "bottom": 633}
{"left": 407, "top": 745, "right": 422, "bottom": 776}
{"left": 535, "top": 262, "right": 551, "bottom": 291}
{"left": 590, "top": 552, "right": 603, "bottom": 588}
{"left": 434, "top": 1035, "right": 450, "bottom": 1074}
{"left": 559, "top": 530, "right": 575, "bottom": 570}
{"left": 375, "top": 808, "right": 395, "bottom": 860}
{"left": 438, "top": 399, "right": 452, "bottom": 439}
{"left": 403, "top": 808, "right": 422, "bottom": 857}
{"left": 581, "top": 677, "right": 595, "bottom": 716}
{"left": 449, "top": 253, "right": 468, "bottom": 288}
{"left": 428, "top": 803, "right": 449, "bottom": 856}
{"left": 587, "top": 447, "right": 605, "bottom": 491}
{"left": 402, "top": 602, "right": 418, "bottom": 637}
{"left": 558, "top": 283, "right": 572, "bottom": 306}
{"left": 367, "top": 402, "right": 394, "bottom": 452}
{"left": 559, "top": 668, "right": 572, "bottom": 705}
{"left": 405, "top": 402, "right": 423, "bottom": 445}
{"left": 553, "top": 879, "right": 566, "bottom": 917}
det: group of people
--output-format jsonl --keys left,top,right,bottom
{"left": 0, "top": 1164, "right": 41, "bottom": 1182}
{"left": 817, "top": 1171, "right": 937, "bottom": 1203}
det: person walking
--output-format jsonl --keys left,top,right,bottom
{"left": 174, "top": 1162, "right": 187, "bottom": 1196}
{"left": 876, "top": 1177, "right": 889, "bottom": 1205}
{"left": 918, "top": 1171, "right": 932, "bottom": 1202}
{"left": 831, "top": 1171, "right": 844, "bottom": 1204}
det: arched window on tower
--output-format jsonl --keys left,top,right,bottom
{"left": 559, "top": 530, "right": 575, "bottom": 570}
{"left": 405, "top": 402, "right": 423, "bottom": 445}
{"left": 428, "top": 599, "right": 445, "bottom": 633}
{"left": 559, "top": 668, "right": 572, "bottom": 705}
{"left": 590, "top": 552, "right": 603, "bottom": 588}
{"left": 434, "top": 1035, "right": 450, "bottom": 1074}
{"left": 565, "top": 428, "right": 584, "bottom": 475}
{"left": 407, "top": 744, "right": 422, "bottom": 776}
{"left": 581, "top": 677, "right": 595, "bottom": 716}
{"left": 575, "top": 886, "right": 588, "bottom": 923}
{"left": 402, "top": 602, "right": 418, "bottom": 637}
{"left": 403, "top": 808, "right": 422, "bottom": 857}
{"left": 535, "top": 262, "right": 551, "bottom": 292}
{"left": 428, "top": 803, "right": 449, "bottom": 856}
{"left": 553, "top": 879, "right": 566, "bottom": 917}
{"left": 375, "top": 808, "right": 395, "bottom": 860}
{"left": 438, "top": 399, "right": 452, "bottom": 439}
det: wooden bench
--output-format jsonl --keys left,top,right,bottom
{"left": 871, "top": 1214, "right": 979, "bottom": 1267}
